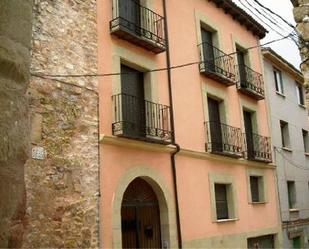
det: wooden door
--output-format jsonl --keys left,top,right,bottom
{"left": 237, "top": 49, "right": 247, "bottom": 86}
{"left": 208, "top": 97, "right": 223, "bottom": 152}
{"left": 243, "top": 111, "right": 254, "bottom": 159}
{"left": 121, "top": 178, "right": 162, "bottom": 249}
{"left": 121, "top": 65, "right": 145, "bottom": 138}
{"left": 201, "top": 29, "right": 215, "bottom": 72}
{"left": 119, "top": 0, "right": 141, "bottom": 33}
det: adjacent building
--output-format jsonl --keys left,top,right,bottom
{"left": 99, "top": 0, "right": 281, "bottom": 248}
{"left": 263, "top": 48, "right": 309, "bottom": 249}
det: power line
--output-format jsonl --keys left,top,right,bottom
{"left": 274, "top": 147, "right": 309, "bottom": 170}
{"left": 251, "top": 0, "right": 296, "bottom": 29}
{"left": 247, "top": 0, "right": 295, "bottom": 34}
{"left": 248, "top": 0, "right": 298, "bottom": 37}
{"left": 31, "top": 34, "right": 292, "bottom": 79}
{"left": 240, "top": 0, "right": 299, "bottom": 44}
{"left": 238, "top": 0, "right": 295, "bottom": 43}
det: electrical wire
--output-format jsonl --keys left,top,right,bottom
{"left": 246, "top": 0, "right": 297, "bottom": 36}
{"left": 240, "top": 0, "right": 299, "bottom": 44}
{"left": 251, "top": 0, "right": 296, "bottom": 29}
{"left": 238, "top": 0, "right": 296, "bottom": 43}
{"left": 31, "top": 34, "right": 292, "bottom": 79}
{"left": 274, "top": 146, "right": 309, "bottom": 170}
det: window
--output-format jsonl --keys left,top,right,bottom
{"left": 248, "top": 235, "right": 274, "bottom": 249}
{"left": 303, "top": 130, "right": 309, "bottom": 153}
{"left": 280, "top": 120, "right": 290, "bottom": 148}
{"left": 292, "top": 236, "right": 301, "bottom": 249}
{"left": 215, "top": 184, "right": 229, "bottom": 220}
{"left": 287, "top": 181, "right": 296, "bottom": 209}
{"left": 274, "top": 69, "right": 284, "bottom": 94}
{"left": 250, "top": 176, "right": 264, "bottom": 203}
{"left": 296, "top": 83, "right": 305, "bottom": 106}
{"left": 209, "top": 173, "right": 237, "bottom": 222}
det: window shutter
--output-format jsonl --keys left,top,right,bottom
{"left": 215, "top": 184, "right": 229, "bottom": 219}
{"left": 250, "top": 176, "right": 260, "bottom": 202}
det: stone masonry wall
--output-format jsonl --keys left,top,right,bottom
{"left": 23, "top": 0, "right": 100, "bottom": 248}
{"left": 292, "top": 0, "right": 309, "bottom": 110}
{"left": 0, "top": 0, "right": 33, "bottom": 247}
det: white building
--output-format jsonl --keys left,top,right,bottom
{"left": 263, "top": 48, "right": 309, "bottom": 249}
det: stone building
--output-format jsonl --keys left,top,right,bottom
{"left": 22, "top": 0, "right": 100, "bottom": 248}
{"left": 291, "top": 0, "right": 309, "bottom": 110}
{"left": 263, "top": 47, "right": 309, "bottom": 248}
{"left": 0, "top": 0, "right": 33, "bottom": 247}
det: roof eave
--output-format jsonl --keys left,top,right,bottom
{"left": 208, "top": 0, "right": 268, "bottom": 39}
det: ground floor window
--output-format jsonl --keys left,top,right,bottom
{"left": 292, "top": 236, "right": 301, "bottom": 249}
{"left": 215, "top": 183, "right": 229, "bottom": 220}
{"left": 247, "top": 234, "right": 274, "bottom": 249}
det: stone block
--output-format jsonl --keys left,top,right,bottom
{"left": 297, "top": 22, "right": 309, "bottom": 40}
{"left": 293, "top": 6, "right": 309, "bottom": 22}
{"left": 30, "top": 113, "right": 43, "bottom": 143}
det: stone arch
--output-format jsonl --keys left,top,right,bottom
{"left": 112, "top": 166, "right": 178, "bottom": 248}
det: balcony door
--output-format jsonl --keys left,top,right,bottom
{"left": 208, "top": 97, "right": 223, "bottom": 152}
{"left": 201, "top": 29, "right": 215, "bottom": 72}
{"left": 121, "top": 64, "right": 146, "bottom": 138}
{"left": 236, "top": 49, "right": 247, "bottom": 86}
{"left": 243, "top": 111, "right": 254, "bottom": 159}
{"left": 119, "top": 0, "right": 141, "bottom": 34}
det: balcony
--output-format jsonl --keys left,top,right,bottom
{"left": 205, "top": 121, "right": 243, "bottom": 158}
{"left": 110, "top": 0, "right": 166, "bottom": 53}
{"left": 198, "top": 42, "right": 236, "bottom": 85}
{"left": 243, "top": 133, "right": 272, "bottom": 162}
{"left": 235, "top": 65, "right": 265, "bottom": 100}
{"left": 112, "top": 93, "right": 172, "bottom": 144}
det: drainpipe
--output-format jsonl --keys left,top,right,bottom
{"left": 162, "top": 1, "right": 182, "bottom": 248}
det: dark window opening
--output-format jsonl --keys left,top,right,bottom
{"left": 215, "top": 183, "right": 229, "bottom": 220}
{"left": 303, "top": 130, "right": 309, "bottom": 153}
{"left": 287, "top": 181, "right": 296, "bottom": 209}
{"left": 250, "top": 176, "right": 261, "bottom": 202}
{"left": 280, "top": 120, "right": 290, "bottom": 148}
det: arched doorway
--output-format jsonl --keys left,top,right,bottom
{"left": 121, "top": 177, "right": 162, "bottom": 248}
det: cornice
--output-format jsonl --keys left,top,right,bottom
{"left": 100, "top": 134, "right": 276, "bottom": 169}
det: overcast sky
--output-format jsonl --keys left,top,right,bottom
{"left": 234, "top": 0, "right": 301, "bottom": 69}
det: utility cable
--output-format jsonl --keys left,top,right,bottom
{"left": 246, "top": 0, "right": 297, "bottom": 36}
{"left": 238, "top": 0, "right": 298, "bottom": 45}
{"left": 31, "top": 34, "right": 292, "bottom": 79}
{"left": 274, "top": 146, "right": 309, "bottom": 170}
{"left": 240, "top": 0, "right": 299, "bottom": 43}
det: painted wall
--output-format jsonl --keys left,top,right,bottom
{"left": 264, "top": 56, "right": 309, "bottom": 248}
{"left": 98, "top": 0, "right": 281, "bottom": 247}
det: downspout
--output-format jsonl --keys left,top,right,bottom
{"left": 162, "top": 1, "right": 183, "bottom": 248}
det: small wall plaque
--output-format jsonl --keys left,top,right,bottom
{"left": 32, "top": 146, "right": 46, "bottom": 160}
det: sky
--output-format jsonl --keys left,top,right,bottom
{"left": 233, "top": 0, "right": 301, "bottom": 69}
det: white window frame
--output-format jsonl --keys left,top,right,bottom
{"left": 296, "top": 82, "right": 305, "bottom": 106}
{"left": 274, "top": 69, "right": 284, "bottom": 95}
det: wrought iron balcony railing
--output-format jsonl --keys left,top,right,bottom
{"left": 235, "top": 64, "right": 265, "bottom": 100}
{"left": 112, "top": 93, "right": 172, "bottom": 143}
{"left": 205, "top": 121, "right": 243, "bottom": 157}
{"left": 243, "top": 132, "right": 272, "bottom": 162}
{"left": 110, "top": 0, "right": 166, "bottom": 53}
{"left": 198, "top": 42, "right": 236, "bottom": 85}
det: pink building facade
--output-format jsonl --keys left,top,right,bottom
{"left": 98, "top": 0, "right": 282, "bottom": 248}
